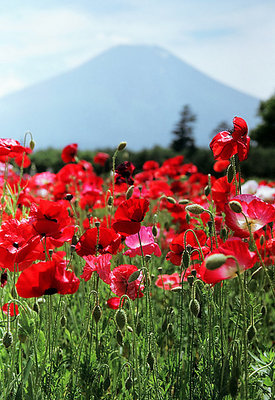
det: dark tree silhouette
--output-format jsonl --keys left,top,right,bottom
{"left": 250, "top": 93, "right": 275, "bottom": 147}
{"left": 171, "top": 105, "right": 196, "bottom": 152}
{"left": 210, "top": 120, "right": 230, "bottom": 139}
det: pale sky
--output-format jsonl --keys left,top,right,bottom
{"left": 0, "top": 0, "right": 274, "bottom": 99}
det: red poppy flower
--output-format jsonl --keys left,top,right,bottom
{"left": 75, "top": 227, "right": 121, "bottom": 257}
{"left": 199, "top": 238, "right": 256, "bottom": 285}
{"left": 155, "top": 273, "right": 180, "bottom": 290}
{"left": 0, "top": 138, "right": 26, "bottom": 157}
{"left": 167, "top": 229, "right": 207, "bottom": 266}
{"left": 2, "top": 303, "right": 19, "bottom": 316}
{"left": 212, "top": 176, "right": 236, "bottom": 212}
{"left": 225, "top": 194, "right": 275, "bottom": 238}
{"left": 210, "top": 117, "right": 250, "bottom": 161}
{"left": 213, "top": 160, "right": 230, "bottom": 173}
{"left": 61, "top": 143, "right": 78, "bottom": 163}
{"left": 107, "top": 297, "right": 124, "bottom": 310}
{"left": 110, "top": 264, "right": 143, "bottom": 300}
{"left": 80, "top": 253, "right": 112, "bottom": 284}
{"left": 0, "top": 219, "right": 41, "bottom": 271}
{"left": 14, "top": 147, "right": 32, "bottom": 168}
{"left": 16, "top": 260, "right": 80, "bottom": 298}
{"left": 93, "top": 152, "right": 110, "bottom": 166}
{"left": 115, "top": 161, "right": 135, "bottom": 185}
{"left": 29, "top": 200, "right": 75, "bottom": 246}
{"left": 143, "top": 160, "right": 159, "bottom": 171}
{"left": 112, "top": 198, "right": 150, "bottom": 236}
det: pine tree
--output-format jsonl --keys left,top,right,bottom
{"left": 171, "top": 105, "right": 196, "bottom": 152}
{"left": 250, "top": 93, "right": 275, "bottom": 147}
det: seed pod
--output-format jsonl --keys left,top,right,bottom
{"left": 116, "top": 329, "right": 123, "bottom": 346}
{"left": 227, "top": 164, "right": 234, "bottom": 183}
{"left": 117, "top": 141, "right": 127, "bottom": 151}
{"left": 247, "top": 324, "right": 257, "bottom": 341}
{"left": 3, "top": 331, "right": 13, "bottom": 348}
{"left": 185, "top": 204, "right": 205, "bottom": 215}
{"left": 204, "top": 185, "right": 210, "bottom": 197}
{"left": 128, "top": 270, "right": 140, "bottom": 283}
{"left": 125, "top": 376, "right": 132, "bottom": 390}
{"left": 126, "top": 185, "right": 134, "bottom": 200}
{"left": 147, "top": 351, "right": 155, "bottom": 371}
{"left": 229, "top": 201, "right": 243, "bottom": 213}
{"left": 189, "top": 299, "right": 200, "bottom": 317}
{"left": 92, "top": 305, "right": 102, "bottom": 324}
{"left": 116, "top": 309, "right": 127, "bottom": 330}
{"left": 205, "top": 254, "right": 227, "bottom": 270}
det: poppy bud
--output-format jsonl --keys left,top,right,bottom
{"left": 167, "top": 323, "right": 173, "bottom": 335}
{"left": 95, "top": 220, "right": 101, "bottom": 228}
{"left": 116, "top": 329, "right": 123, "bottom": 346}
{"left": 182, "top": 250, "right": 190, "bottom": 269}
{"left": 189, "top": 299, "right": 200, "bottom": 317}
{"left": 228, "top": 201, "right": 243, "bottom": 214}
{"left": 152, "top": 225, "right": 158, "bottom": 237}
{"left": 226, "top": 164, "right": 234, "bottom": 183}
{"left": 125, "top": 376, "right": 132, "bottom": 390}
{"left": 29, "top": 139, "right": 35, "bottom": 150}
{"left": 220, "top": 227, "right": 228, "bottom": 241}
{"left": 104, "top": 376, "right": 111, "bottom": 391}
{"left": 259, "top": 235, "right": 265, "bottom": 246}
{"left": 92, "top": 305, "right": 102, "bottom": 324}
{"left": 3, "top": 331, "right": 13, "bottom": 348}
{"left": 204, "top": 185, "right": 210, "bottom": 197}
{"left": 179, "top": 199, "right": 189, "bottom": 205}
{"left": 115, "top": 309, "right": 127, "bottom": 330}
{"left": 147, "top": 351, "right": 155, "bottom": 371}
{"left": 247, "top": 324, "right": 257, "bottom": 341}
{"left": 60, "top": 315, "right": 67, "bottom": 328}
{"left": 117, "top": 142, "right": 127, "bottom": 151}
{"left": 107, "top": 196, "right": 113, "bottom": 206}
{"left": 145, "top": 255, "right": 151, "bottom": 263}
{"left": 185, "top": 204, "right": 205, "bottom": 215}
{"left": 191, "top": 269, "right": 197, "bottom": 278}
{"left": 166, "top": 196, "right": 177, "bottom": 204}
{"left": 187, "top": 275, "right": 194, "bottom": 286}
{"left": 126, "top": 185, "right": 134, "bottom": 200}
{"left": 205, "top": 254, "right": 227, "bottom": 270}
{"left": 128, "top": 270, "right": 140, "bottom": 283}
{"left": 186, "top": 213, "right": 190, "bottom": 224}
{"left": 64, "top": 193, "right": 73, "bottom": 201}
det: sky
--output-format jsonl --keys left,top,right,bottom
{"left": 0, "top": 0, "right": 274, "bottom": 100}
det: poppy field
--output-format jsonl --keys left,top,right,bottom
{"left": 0, "top": 117, "right": 274, "bottom": 400}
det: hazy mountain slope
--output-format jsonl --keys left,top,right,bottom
{"left": 0, "top": 45, "right": 259, "bottom": 150}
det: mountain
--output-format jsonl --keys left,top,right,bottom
{"left": 0, "top": 45, "right": 259, "bottom": 150}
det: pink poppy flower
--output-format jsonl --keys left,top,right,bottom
{"left": 225, "top": 194, "right": 275, "bottom": 238}
{"left": 110, "top": 264, "right": 143, "bottom": 300}
{"left": 124, "top": 226, "right": 161, "bottom": 258}
{"left": 199, "top": 238, "right": 256, "bottom": 285}
{"left": 155, "top": 273, "right": 180, "bottom": 290}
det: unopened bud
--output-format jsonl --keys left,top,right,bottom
{"left": 3, "top": 331, "right": 13, "bottom": 348}
{"left": 125, "top": 376, "right": 132, "bottom": 390}
{"left": 227, "top": 164, "right": 234, "bottom": 183}
{"left": 182, "top": 250, "right": 190, "bottom": 269}
{"left": 145, "top": 254, "right": 151, "bottom": 263}
{"left": 187, "top": 275, "right": 194, "bottom": 286}
{"left": 185, "top": 204, "right": 205, "bottom": 215}
{"left": 167, "top": 323, "right": 173, "bottom": 335}
{"left": 147, "top": 351, "right": 155, "bottom": 370}
{"left": 92, "top": 305, "right": 102, "bottom": 324}
{"left": 204, "top": 185, "right": 210, "bottom": 196}
{"left": 95, "top": 220, "right": 101, "bottom": 228}
{"left": 29, "top": 139, "right": 35, "bottom": 151}
{"left": 60, "top": 315, "right": 67, "bottom": 327}
{"left": 189, "top": 299, "right": 200, "bottom": 317}
{"left": 126, "top": 185, "right": 134, "bottom": 200}
{"left": 247, "top": 324, "right": 257, "bottom": 341}
{"left": 259, "top": 235, "right": 265, "bottom": 246}
{"left": 128, "top": 270, "right": 140, "bottom": 283}
{"left": 117, "top": 141, "right": 127, "bottom": 151}
{"left": 229, "top": 201, "right": 243, "bottom": 214}
{"left": 152, "top": 225, "right": 158, "bottom": 237}
{"left": 107, "top": 196, "right": 113, "bottom": 206}
{"left": 166, "top": 196, "right": 177, "bottom": 204}
{"left": 115, "top": 309, "right": 127, "bottom": 330}
{"left": 205, "top": 254, "right": 227, "bottom": 270}
{"left": 179, "top": 199, "right": 189, "bottom": 205}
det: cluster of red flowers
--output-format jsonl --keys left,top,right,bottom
{"left": 0, "top": 119, "right": 274, "bottom": 309}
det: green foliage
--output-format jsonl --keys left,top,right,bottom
{"left": 250, "top": 93, "right": 275, "bottom": 147}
